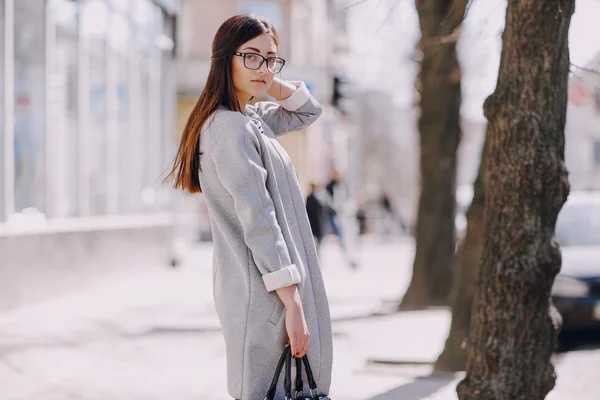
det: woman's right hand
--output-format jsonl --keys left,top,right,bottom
{"left": 285, "top": 302, "right": 310, "bottom": 358}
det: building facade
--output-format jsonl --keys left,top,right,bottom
{"left": 173, "top": 0, "right": 340, "bottom": 240}
{"left": 0, "top": 0, "right": 179, "bottom": 311}
{"left": 1, "top": 0, "right": 178, "bottom": 223}
{"left": 176, "top": 0, "right": 336, "bottom": 193}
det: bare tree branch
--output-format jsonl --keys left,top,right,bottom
{"left": 375, "top": 0, "right": 402, "bottom": 32}
{"left": 344, "top": 0, "right": 375, "bottom": 9}
{"left": 436, "top": 24, "right": 461, "bottom": 44}
{"left": 440, "top": 0, "right": 473, "bottom": 31}
{"left": 421, "top": 0, "right": 471, "bottom": 47}
{"left": 570, "top": 62, "right": 600, "bottom": 77}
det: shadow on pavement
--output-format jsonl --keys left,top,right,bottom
{"left": 95, "top": 321, "right": 222, "bottom": 338}
{"left": 139, "top": 326, "right": 222, "bottom": 336}
{"left": 0, "top": 323, "right": 222, "bottom": 357}
{"left": 367, "top": 375, "right": 457, "bottom": 400}
{"left": 331, "top": 305, "right": 447, "bottom": 323}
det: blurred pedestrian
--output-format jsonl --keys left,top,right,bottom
{"left": 381, "top": 192, "right": 392, "bottom": 215}
{"left": 379, "top": 191, "right": 408, "bottom": 237}
{"left": 380, "top": 191, "right": 394, "bottom": 237}
{"left": 356, "top": 204, "right": 367, "bottom": 236}
{"left": 165, "top": 14, "right": 332, "bottom": 400}
{"left": 325, "top": 169, "right": 358, "bottom": 269}
{"left": 306, "top": 183, "right": 326, "bottom": 253}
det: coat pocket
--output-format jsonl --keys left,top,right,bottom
{"left": 268, "top": 298, "right": 285, "bottom": 326}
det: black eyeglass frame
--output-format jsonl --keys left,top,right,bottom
{"left": 232, "top": 52, "right": 286, "bottom": 73}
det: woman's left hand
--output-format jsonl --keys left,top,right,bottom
{"left": 284, "top": 302, "right": 310, "bottom": 358}
{"left": 267, "top": 77, "right": 298, "bottom": 101}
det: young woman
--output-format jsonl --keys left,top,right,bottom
{"left": 166, "top": 14, "right": 333, "bottom": 400}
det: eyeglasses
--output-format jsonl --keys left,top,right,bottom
{"left": 233, "top": 52, "right": 286, "bottom": 74}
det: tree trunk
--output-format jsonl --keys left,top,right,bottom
{"left": 434, "top": 130, "right": 489, "bottom": 372}
{"left": 457, "top": 1, "right": 573, "bottom": 398}
{"left": 400, "top": 0, "right": 466, "bottom": 309}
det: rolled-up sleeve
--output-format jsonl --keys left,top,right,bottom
{"left": 207, "top": 113, "right": 301, "bottom": 292}
{"left": 251, "top": 81, "right": 323, "bottom": 136}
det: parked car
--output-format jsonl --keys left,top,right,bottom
{"left": 552, "top": 191, "right": 600, "bottom": 334}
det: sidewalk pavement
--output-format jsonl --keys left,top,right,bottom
{"left": 0, "top": 236, "right": 598, "bottom": 399}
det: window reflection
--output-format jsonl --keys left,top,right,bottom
{"left": 53, "top": 0, "right": 80, "bottom": 217}
{"left": 140, "top": 1, "right": 159, "bottom": 212}
{"left": 109, "top": 0, "right": 129, "bottom": 14}
{"left": 0, "top": 0, "right": 5, "bottom": 219}
{"left": 82, "top": 0, "right": 109, "bottom": 215}
{"left": 159, "top": 14, "right": 177, "bottom": 212}
{"left": 13, "top": 0, "right": 46, "bottom": 216}
{"left": 1, "top": 0, "right": 177, "bottom": 221}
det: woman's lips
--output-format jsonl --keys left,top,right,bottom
{"left": 251, "top": 80, "right": 266, "bottom": 84}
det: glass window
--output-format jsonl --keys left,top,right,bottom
{"left": 116, "top": 54, "right": 135, "bottom": 213}
{"left": 108, "top": 12, "right": 136, "bottom": 214}
{"left": 140, "top": 3, "right": 162, "bottom": 212}
{"left": 139, "top": 49, "right": 152, "bottom": 211}
{"left": 133, "top": 0, "right": 153, "bottom": 28}
{"left": 159, "top": 13, "right": 177, "bottom": 212}
{"left": 128, "top": 0, "right": 164, "bottom": 214}
{"left": 109, "top": 0, "right": 130, "bottom": 14}
{"left": 82, "top": 0, "right": 109, "bottom": 216}
{"left": 136, "top": 1, "right": 151, "bottom": 212}
{"left": 13, "top": 0, "right": 46, "bottom": 216}
{"left": 0, "top": 0, "right": 5, "bottom": 221}
{"left": 52, "top": 0, "right": 80, "bottom": 217}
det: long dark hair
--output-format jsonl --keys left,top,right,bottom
{"left": 165, "top": 14, "right": 279, "bottom": 193}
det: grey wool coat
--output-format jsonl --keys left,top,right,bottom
{"left": 198, "top": 81, "right": 333, "bottom": 400}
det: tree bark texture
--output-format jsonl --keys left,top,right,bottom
{"left": 457, "top": 1, "right": 573, "bottom": 399}
{"left": 435, "top": 130, "right": 489, "bottom": 372}
{"left": 400, "top": 0, "right": 466, "bottom": 308}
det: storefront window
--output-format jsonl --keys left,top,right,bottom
{"left": 0, "top": 0, "right": 5, "bottom": 220}
{"left": 159, "top": 13, "right": 177, "bottom": 212}
{"left": 52, "top": 0, "right": 79, "bottom": 217}
{"left": 139, "top": 1, "right": 161, "bottom": 212}
{"left": 139, "top": 59, "right": 152, "bottom": 210}
{"left": 136, "top": 1, "right": 150, "bottom": 212}
{"left": 109, "top": 12, "right": 136, "bottom": 214}
{"left": 13, "top": 0, "right": 46, "bottom": 216}
{"left": 1, "top": 0, "right": 177, "bottom": 222}
{"left": 82, "top": 0, "right": 109, "bottom": 216}
{"left": 109, "top": 0, "right": 130, "bottom": 14}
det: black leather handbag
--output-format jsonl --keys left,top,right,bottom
{"left": 265, "top": 346, "right": 331, "bottom": 400}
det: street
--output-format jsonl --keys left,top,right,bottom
{"left": 0, "top": 238, "right": 598, "bottom": 399}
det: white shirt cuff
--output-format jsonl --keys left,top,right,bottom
{"left": 279, "top": 81, "right": 311, "bottom": 111}
{"left": 262, "top": 264, "right": 302, "bottom": 292}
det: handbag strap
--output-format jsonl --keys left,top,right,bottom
{"left": 265, "top": 346, "right": 291, "bottom": 400}
{"left": 284, "top": 347, "right": 292, "bottom": 399}
{"left": 301, "top": 355, "right": 321, "bottom": 398}
{"left": 294, "top": 357, "right": 304, "bottom": 399}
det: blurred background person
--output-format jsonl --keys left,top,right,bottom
{"left": 325, "top": 169, "right": 358, "bottom": 269}
{"left": 306, "top": 182, "right": 326, "bottom": 254}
